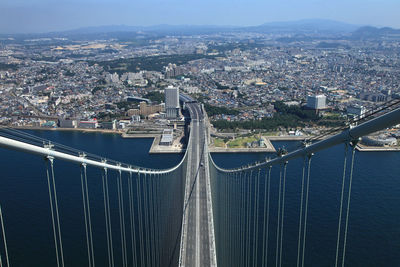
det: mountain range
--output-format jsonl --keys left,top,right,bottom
{"left": 2, "top": 19, "right": 399, "bottom": 40}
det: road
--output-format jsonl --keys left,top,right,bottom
{"left": 179, "top": 102, "right": 216, "bottom": 267}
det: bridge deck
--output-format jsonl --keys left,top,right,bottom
{"left": 180, "top": 103, "right": 216, "bottom": 267}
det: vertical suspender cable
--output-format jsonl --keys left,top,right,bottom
{"left": 149, "top": 173, "right": 156, "bottom": 267}
{"left": 297, "top": 157, "right": 307, "bottom": 267}
{"left": 49, "top": 157, "right": 64, "bottom": 267}
{"left": 116, "top": 170, "right": 127, "bottom": 267}
{"left": 240, "top": 171, "right": 245, "bottom": 267}
{"left": 275, "top": 165, "right": 283, "bottom": 267}
{"left": 157, "top": 173, "right": 162, "bottom": 266}
{"left": 127, "top": 172, "right": 137, "bottom": 267}
{"left": 154, "top": 174, "right": 160, "bottom": 267}
{"left": 234, "top": 172, "right": 238, "bottom": 266}
{"left": 246, "top": 171, "right": 252, "bottom": 267}
{"left": 341, "top": 143, "right": 357, "bottom": 267}
{"left": 104, "top": 168, "right": 114, "bottom": 267}
{"left": 136, "top": 172, "right": 145, "bottom": 266}
{"left": 262, "top": 166, "right": 272, "bottom": 267}
{"left": 227, "top": 172, "right": 231, "bottom": 265}
{"left": 227, "top": 173, "right": 231, "bottom": 266}
{"left": 253, "top": 169, "right": 261, "bottom": 267}
{"left": 84, "top": 166, "right": 95, "bottom": 267}
{"left": 301, "top": 155, "right": 312, "bottom": 267}
{"left": 102, "top": 168, "right": 112, "bottom": 267}
{"left": 279, "top": 162, "right": 288, "bottom": 267}
{"left": 143, "top": 173, "right": 151, "bottom": 266}
{"left": 80, "top": 164, "right": 92, "bottom": 267}
{"left": 45, "top": 157, "right": 64, "bottom": 267}
{"left": 0, "top": 206, "right": 10, "bottom": 267}
{"left": 335, "top": 144, "right": 349, "bottom": 267}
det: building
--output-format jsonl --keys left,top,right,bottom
{"left": 78, "top": 120, "right": 98, "bottom": 129}
{"left": 139, "top": 102, "right": 164, "bottom": 116}
{"left": 165, "top": 86, "right": 180, "bottom": 119}
{"left": 58, "top": 119, "right": 77, "bottom": 128}
{"left": 307, "top": 95, "right": 327, "bottom": 110}
{"left": 362, "top": 135, "right": 397, "bottom": 147}
{"left": 347, "top": 105, "right": 366, "bottom": 118}
{"left": 131, "top": 115, "right": 141, "bottom": 123}
{"left": 160, "top": 129, "right": 174, "bottom": 146}
{"left": 164, "top": 63, "right": 183, "bottom": 79}
{"left": 127, "top": 102, "right": 164, "bottom": 117}
{"left": 100, "top": 120, "right": 117, "bottom": 130}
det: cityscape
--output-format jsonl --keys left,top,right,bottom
{"left": 0, "top": 1, "right": 400, "bottom": 266}
{"left": 1, "top": 22, "right": 400, "bottom": 151}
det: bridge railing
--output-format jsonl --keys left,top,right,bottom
{"left": 208, "top": 106, "right": 400, "bottom": 267}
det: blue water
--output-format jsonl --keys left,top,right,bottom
{"left": 0, "top": 131, "right": 183, "bottom": 267}
{"left": 212, "top": 141, "right": 400, "bottom": 266}
{"left": 0, "top": 131, "right": 399, "bottom": 266}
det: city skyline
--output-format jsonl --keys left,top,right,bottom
{"left": 1, "top": 0, "right": 400, "bottom": 33}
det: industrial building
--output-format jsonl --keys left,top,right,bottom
{"left": 362, "top": 135, "right": 397, "bottom": 147}
{"left": 160, "top": 129, "right": 174, "bottom": 146}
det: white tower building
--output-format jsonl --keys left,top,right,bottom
{"left": 165, "top": 86, "right": 180, "bottom": 119}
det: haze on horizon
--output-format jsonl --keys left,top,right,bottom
{"left": 1, "top": 0, "right": 399, "bottom": 34}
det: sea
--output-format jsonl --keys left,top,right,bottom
{"left": 0, "top": 130, "right": 399, "bottom": 266}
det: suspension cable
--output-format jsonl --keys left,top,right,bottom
{"left": 116, "top": 170, "right": 127, "bottom": 267}
{"left": 45, "top": 157, "right": 65, "bottom": 267}
{"left": 127, "top": 172, "right": 137, "bottom": 267}
{"left": 335, "top": 143, "right": 349, "bottom": 267}
{"left": 275, "top": 165, "right": 283, "bottom": 267}
{"left": 149, "top": 173, "right": 156, "bottom": 267}
{"left": 102, "top": 168, "right": 114, "bottom": 267}
{"left": 136, "top": 172, "right": 145, "bottom": 266}
{"left": 301, "top": 155, "right": 312, "bottom": 267}
{"left": 253, "top": 168, "right": 261, "bottom": 267}
{"left": 143, "top": 173, "right": 151, "bottom": 266}
{"left": 279, "top": 162, "right": 288, "bottom": 267}
{"left": 84, "top": 166, "right": 95, "bottom": 267}
{"left": 297, "top": 157, "right": 307, "bottom": 267}
{"left": 240, "top": 171, "right": 245, "bottom": 267}
{"left": 0, "top": 206, "right": 10, "bottom": 267}
{"left": 80, "top": 164, "right": 92, "bottom": 267}
{"left": 246, "top": 170, "right": 252, "bottom": 267}
{"left": 342, "top": 142, "right": 357, "bottom": 267}
{"left": 101, "top": 169, "right": 111, "bottom": 267}
{"left": 262, "top": 166, "right": 272, "bottom": 267}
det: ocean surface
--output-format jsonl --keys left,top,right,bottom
{"left": 0, "top": 130, "right": 399, "bottom": 266}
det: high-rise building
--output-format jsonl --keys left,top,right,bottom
{"left": 307, "top": 95, "right": 326, "bottom": 110}
{"left": 165, "top": 86, "right": 180, "bottom": 119}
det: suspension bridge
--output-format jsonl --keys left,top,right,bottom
{"left": 0, "top": 97, "right": 399, "bottom": 267}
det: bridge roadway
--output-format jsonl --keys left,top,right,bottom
{"left": 179, "top": 102, "right": 217, "bottom": 267}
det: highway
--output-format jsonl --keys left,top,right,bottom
{"left": 179, "top": 101, "right": 216, "bottom": 267}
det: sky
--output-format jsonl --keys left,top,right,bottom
{"left": 1, "top": 0, "right": 399, "bottom": 33}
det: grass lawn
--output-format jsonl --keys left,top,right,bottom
{"left": 213, "top": 138, "right": 226, "bottom": 148}
{"left": 227, "top": 136, "right": 258, "bottom": 148}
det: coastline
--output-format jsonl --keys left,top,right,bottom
{"left": 4, "top": 126, "right": 399, "bottom": 153}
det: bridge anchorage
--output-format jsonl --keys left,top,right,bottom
{"left": 0, "top": 99, "right": 399, "bottom": 266}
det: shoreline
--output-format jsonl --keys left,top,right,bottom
{"left": 4, "top": 126, "right": 399, "bottom": 153}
